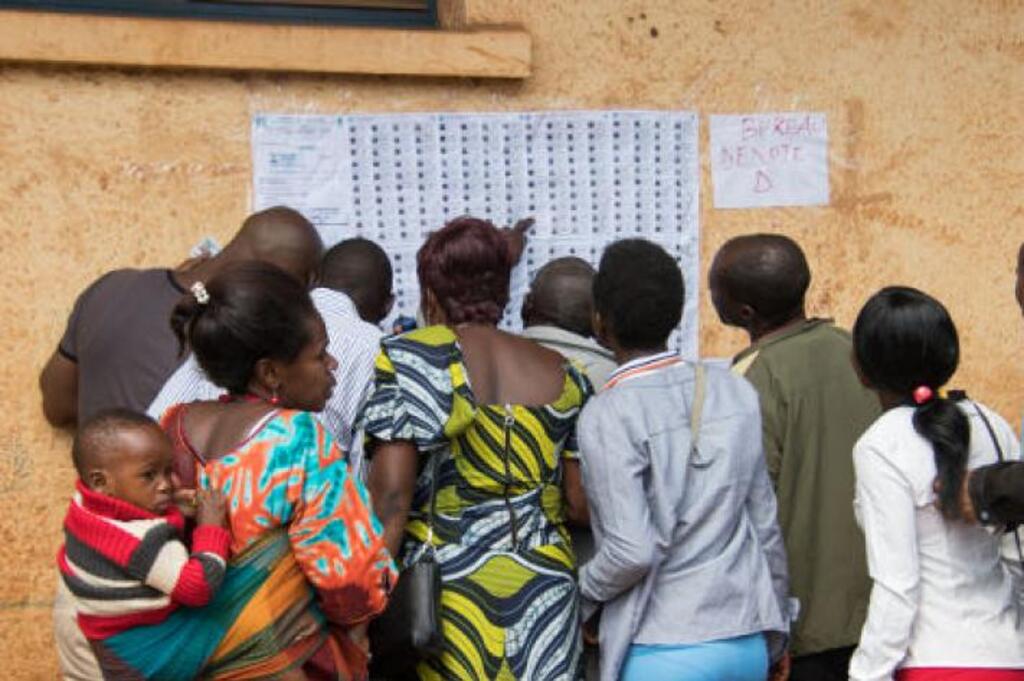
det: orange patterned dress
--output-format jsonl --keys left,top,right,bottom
{"left": 156, "top": 405, "right": 396, "bottom": 680}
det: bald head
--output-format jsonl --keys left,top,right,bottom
{"left": 222, "top": 207, "right": 323, "bottom": 286}
{"left": 522, "top": 257, "right": 597, "bottom": 338}
{"left": 320, "top": 238, "right": 394, "bottom": 324}
{"left": 710, "top": 234, "right": 810, "bottom": 330}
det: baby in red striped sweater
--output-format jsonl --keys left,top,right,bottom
{"left": 57, "top": 408, "right": 230, "bottom": 652}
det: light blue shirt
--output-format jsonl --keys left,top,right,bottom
{"left": 577, "top": 353, "right": 790, "bottom": 681}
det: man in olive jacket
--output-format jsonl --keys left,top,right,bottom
{"left": 710, "top": 234, "right": 880, "bottom": 681}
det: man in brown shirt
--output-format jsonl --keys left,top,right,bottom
{"left": 39, "top": 205, "right": 323, "bottom": 428}
{"left": 43, "top": 207, "right": 324, "bottom": 681}
{"left": 709, "top": 234, "right": 879, "bottom": 681}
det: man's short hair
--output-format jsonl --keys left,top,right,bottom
{"left": 715, "top": 234, "right": 810, "bottom": 325}
{"left": 593, "top": 239, "right": 684, "bottom": 350}
{"left": 527, "top": 257, "right": 596, "bottom": 337}
{"left": 72, "top": 408, "right": 159, "bottom": 477}
{"left": 320, "top": 238, "right": 393, "bottom": 323}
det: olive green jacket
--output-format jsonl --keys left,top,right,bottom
{"left": 734, "top": 318, "right": 880, "bottom": 656}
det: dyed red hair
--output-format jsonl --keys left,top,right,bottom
{"left": 417, "top": 216, "right": 511, "bottom": 325}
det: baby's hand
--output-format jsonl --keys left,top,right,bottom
{"left": 196, "top": 489, "right": 229, "bottom": 528}
{"left": 174, "top": 488, "right": 198, "bottom": 519}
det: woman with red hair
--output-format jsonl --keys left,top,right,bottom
{"left": 361, "top": 216, "right": 592, "bottom": 680}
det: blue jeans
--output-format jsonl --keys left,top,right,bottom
{"left": 621, "top": 633, "right": 768, "bottom": 681}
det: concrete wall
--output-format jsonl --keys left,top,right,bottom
{"left": 2, "top": 1, "right": 1022, "bottom": 675}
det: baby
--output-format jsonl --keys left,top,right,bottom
{"left": 56, "top": 408, "right": 229, "bottom": 677}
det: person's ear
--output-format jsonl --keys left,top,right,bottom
{"left": 87, "top": 469, "right": 109, "bottom": 493}
{"left": 521, "top": 292, "right": 535, "bottom": 326}
{"left": 422, "top": 288, "right": 447, "bottom": 326}
{"left": 592, "top": 310, "right": 612, "bottom": 350}
{"left": 252, "top": 357, "right": 283, "bottom": 396}
{"left": 737, "top": 303, "right": 757, "bottom": 326}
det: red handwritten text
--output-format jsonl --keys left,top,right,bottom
{"left": 717, "top": 143, "right": 803, "bottom": 171}
{"left": 741, "top": 115, "right": 821, "bottom": 141}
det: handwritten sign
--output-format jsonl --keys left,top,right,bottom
{"left": 710, "top": 113, "right": 829, "bottom": 208}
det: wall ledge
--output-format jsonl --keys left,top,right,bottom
{"left": 0, "top": 9, "right": 531, "bottom": 79}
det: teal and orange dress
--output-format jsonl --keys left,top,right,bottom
{"left": 139, "top": 406, "right": 399, "bottom": 681}
{"left": 359, "top": 325, "right": 593, "bottom": 680}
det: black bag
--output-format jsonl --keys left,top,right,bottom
{"left": 369, "top": 403, "right": 523, "bottom": 678}
{"left": 965, "top": 394, "right": 1024, "bottom": 565}
{"left": 369, "top": 454, "right": 444, "bottom": 679}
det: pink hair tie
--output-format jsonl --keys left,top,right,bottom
{"left": 912, "top": 385, "right": 934, "bottom": 405}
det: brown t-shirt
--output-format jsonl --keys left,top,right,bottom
{"left": 59, "top": 268, "right": 188, "bottom": 424}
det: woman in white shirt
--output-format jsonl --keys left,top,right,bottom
{"left": 849, "top": 286, "right": 1024, "bottom": 681}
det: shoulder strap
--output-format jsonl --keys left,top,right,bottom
{"left": 168, "top": 404, "right": 199, "bottom": 489}
{"left": 972, "top": 400, "right": 1006, "bottom": 463}
{"left": 689, "top": 362, "right": 709, "bottom": 467}
{"left": 970, "top": 399, "right": 1023, "bottom": 564}
{"left": 424, "top": 448, "right": 440, "bottom": 545}
{"left": 406, "top": 449, "right": 442, "bottom": 565}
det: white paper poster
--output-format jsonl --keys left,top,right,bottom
{"left": 709, "top": 113, "right": 829, "bottom": 209}
{"left": 252, "top": 111, "right": 701, "bottom": 356}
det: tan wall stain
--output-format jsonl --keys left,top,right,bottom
{"left": 2, "top": 1, "right": 1023, "bottom": 675}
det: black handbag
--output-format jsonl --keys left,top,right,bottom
{"left": 966, "top": 395, "right": 1024, "bottom": 565}
{"left": 369, "top": 404, "right": 522, "bottom": 679}
{"left": 368, "top": 452, "right": 444, "bottom": 678}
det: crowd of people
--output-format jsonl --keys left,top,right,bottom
{"left": 41, "top": 207, "right": 1024, "bottom": 681}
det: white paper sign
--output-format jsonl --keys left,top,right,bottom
{"left": 252, "top": 111, "right": 702, "bottom": 356}
{"left": 710, "top": 113, "right": 829, "bottom": 208}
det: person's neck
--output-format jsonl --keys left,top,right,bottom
{"left": 526, "top": 317, "right": 587, "bottom": 337}
{"left": 747, "top": 310, "right": 807, "bottom": 344}
{"left": 522, "top": 312, "right": 556, "bottom": 331}
{"left": 452, "top": 320, "right": 497, "bottom": 329}
{"left": 614, "top": 345, "right": 669, "bottom": 366}
{"left": 877, "top": 389, "right": 904, "bottom": 411}
{"left": 171, "top": 256, "right": 223, "bottom": 289}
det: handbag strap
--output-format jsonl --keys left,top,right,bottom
{"left": 689, "top": 361, "right": 709, "bottom": 466}
{"left": 971, "top": 399, "right": 1006, "bottom": 464}
{"left": 416, "top": 448, "right": 441, "bottom": 556}
{"left": 501, "top": 403, "right": 521, "bottom": 550}
{"left": 968, "top": 397, "right": 1024, "bottom": 564}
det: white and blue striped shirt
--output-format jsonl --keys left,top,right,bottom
{"left": 147, "top": 288, "right": 382, "bottom": 474}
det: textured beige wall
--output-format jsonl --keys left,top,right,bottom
{"left": 2, "top": 1, "right": 1022, "bottom": 676}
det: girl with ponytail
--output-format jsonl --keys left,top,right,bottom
{"left": 849, "top": 286, "right": 1024, "bottom": 681}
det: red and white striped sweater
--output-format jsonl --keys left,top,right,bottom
{"left": 57, "top": 480, "right": 231, "bottom": 640}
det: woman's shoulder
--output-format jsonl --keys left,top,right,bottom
{"left": 379, "top": 325, "right": 461, "bottom": 379}
{"left": 240, "top": 409, "right": 333, "bottom": 452}
{"left": 383, "top": 324, "right": 458, "bottom": 351}
{"left": 854, "top": 406, "right": 911, "bottom": 454}
{"left": 853, "top": 407, "right": 938, "bottom": 494}
{"left": 962, "top": 399, "right": 1013, "bottom": 434}
{"left": 962, "top": 399, "right": 1019, "bottom": 467}
{"left": 265, "top": 408, "right": 324, "bottom": 432}
{"left": 543, "top": 357, "right": 592, "bottom": 412}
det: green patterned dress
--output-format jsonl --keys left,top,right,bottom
{"left": 360, "top": 325, "right": 592, "bottom": 680}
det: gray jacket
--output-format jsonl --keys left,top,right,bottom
{"left": 521, "top": 325, "right": 617, "bottom": 389}
{"left": 577, "top": 355, "right": 790, "bottom": 681}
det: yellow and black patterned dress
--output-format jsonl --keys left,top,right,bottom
{"left": 360, "top": 325, "right": 592, "bottom": 680}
